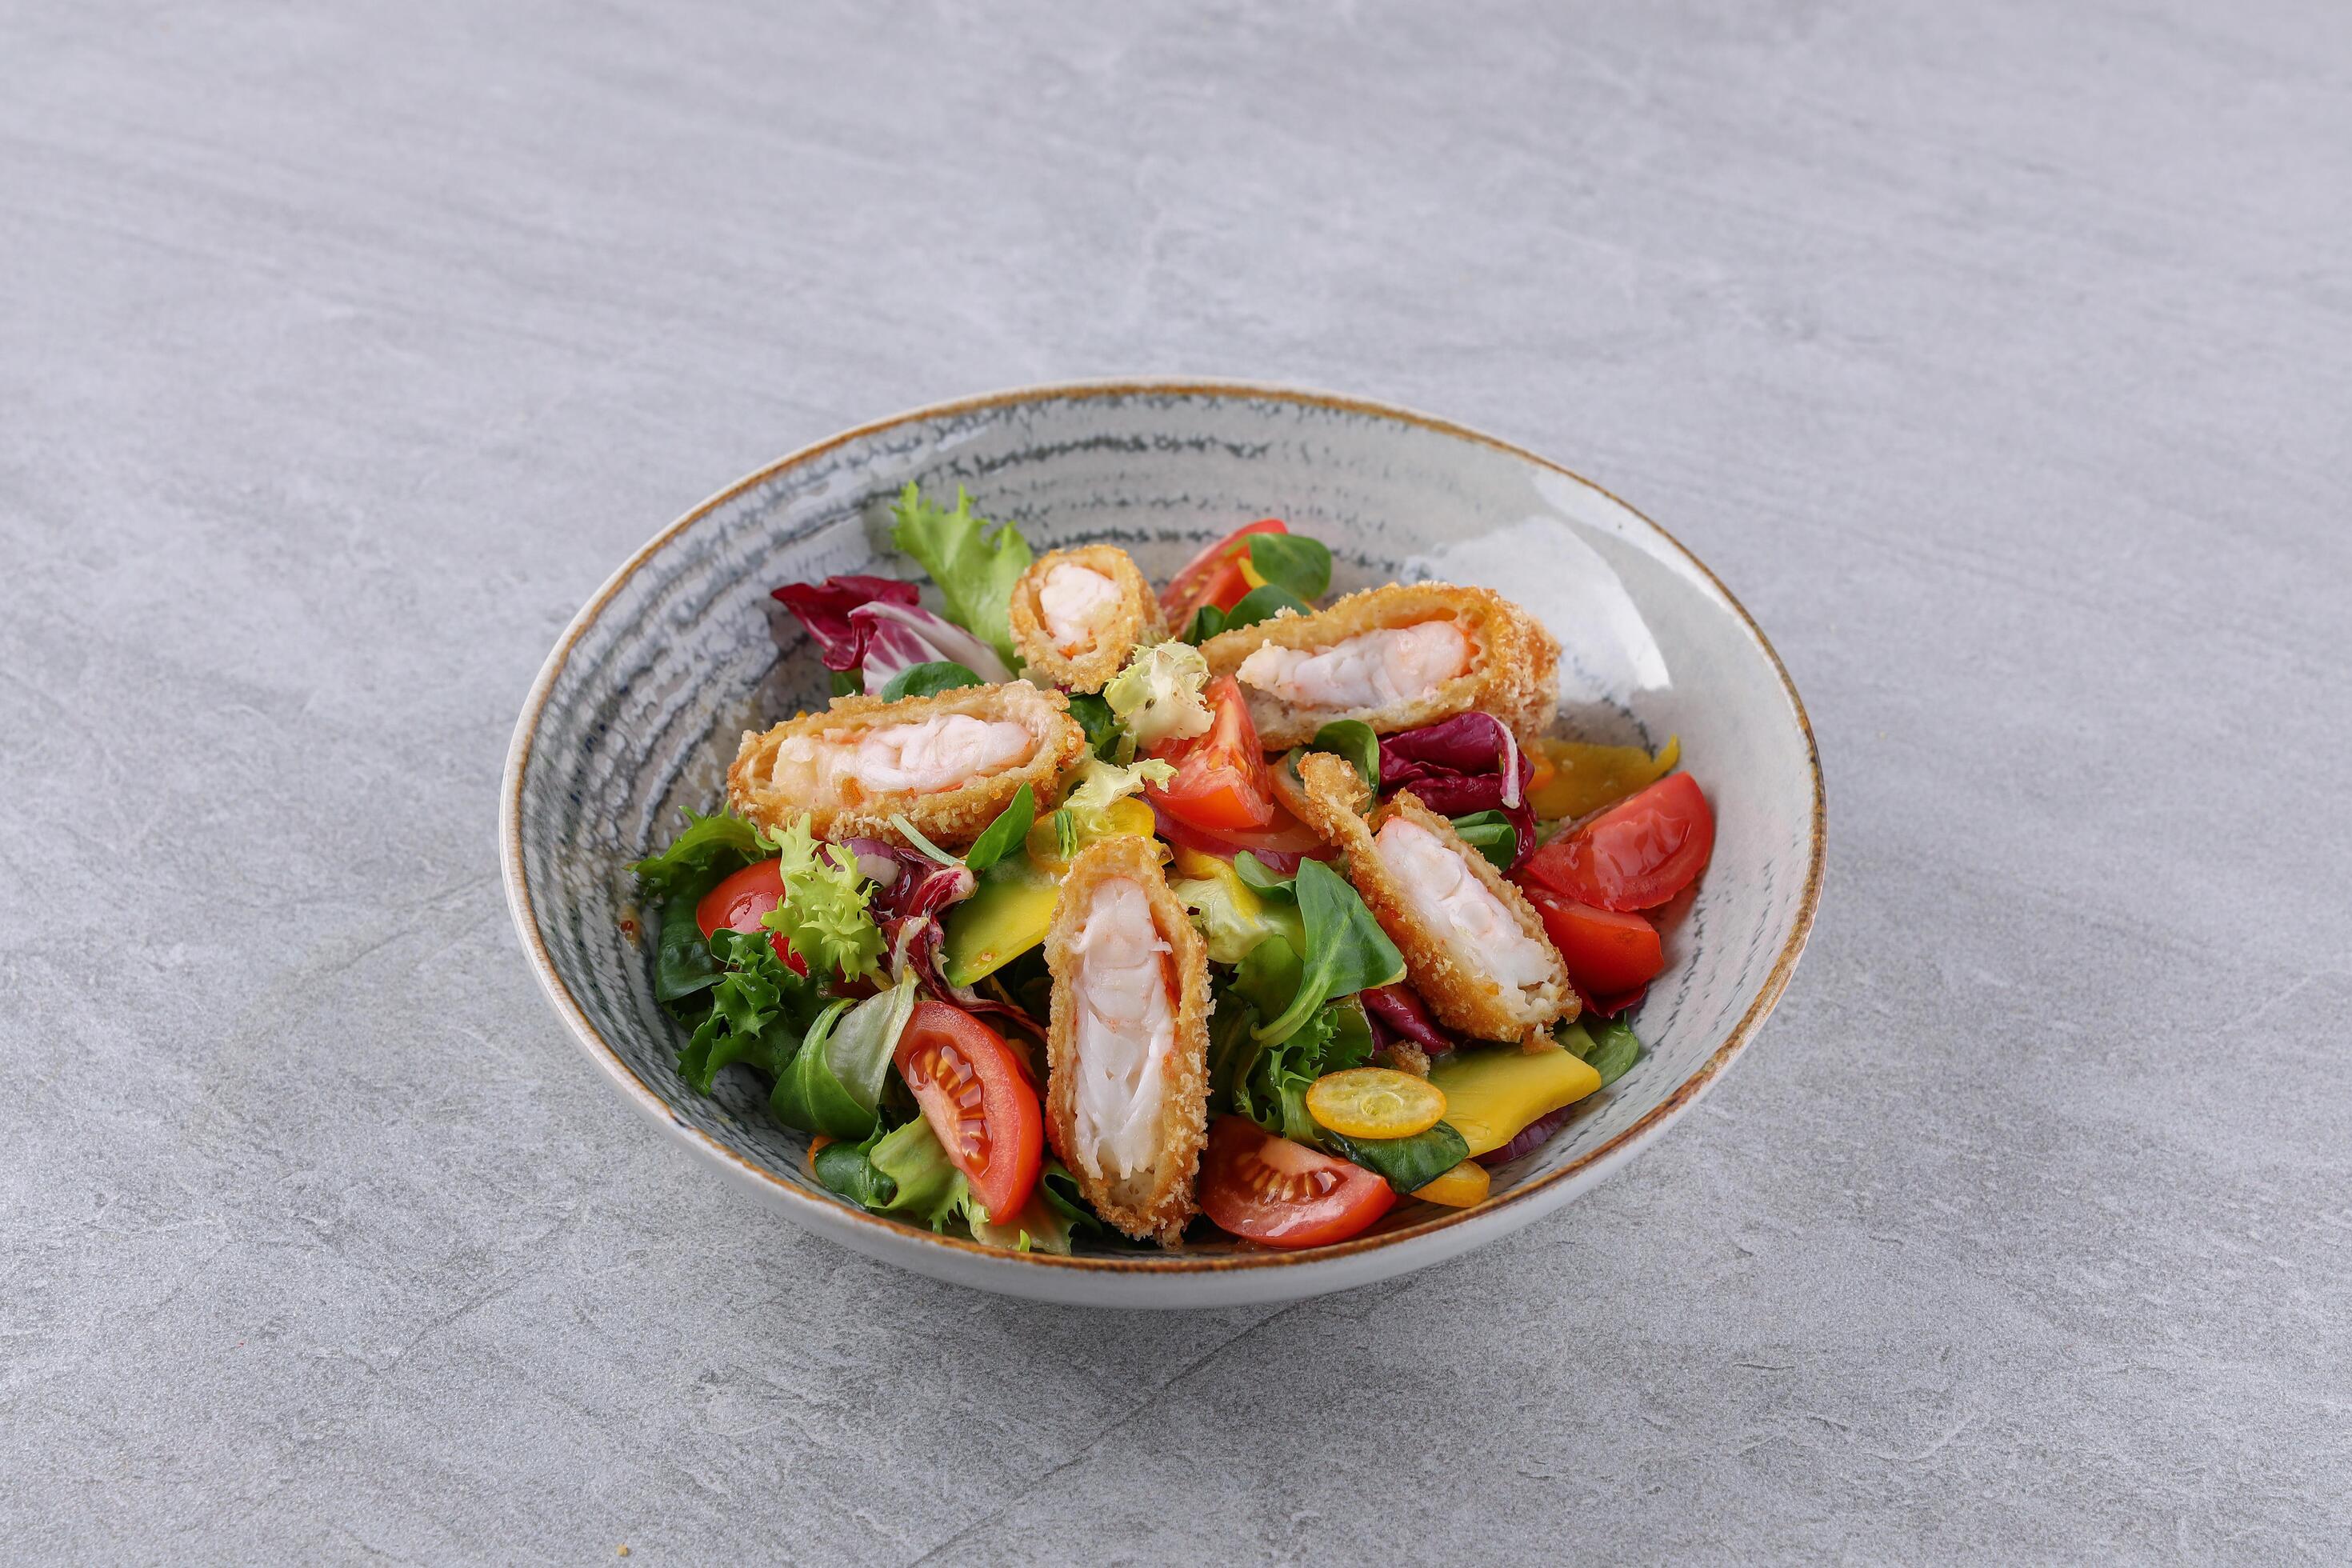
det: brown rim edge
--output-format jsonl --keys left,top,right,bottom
{"left": 498, "top": 378, "right": 1827, "bottom": 1277}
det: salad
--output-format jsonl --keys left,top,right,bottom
{"left": 629, "top": 486, "right": 1715, "bottom": 1254}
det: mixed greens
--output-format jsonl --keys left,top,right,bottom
{"left": 628, "top": 490, "right": 1715, "bottom": 1255}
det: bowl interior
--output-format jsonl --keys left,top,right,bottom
{"left": 506, "top": 384, "right": 1820, "bottom": 1292}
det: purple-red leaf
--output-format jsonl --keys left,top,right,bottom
{"left": 1377, "top": 714, "right": 1536, "bottom": 858}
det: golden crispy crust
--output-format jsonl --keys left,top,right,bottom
{"left": 1042, "top": 835, "right": 1210, "bottom": 1246}
{"left": 1287, "top": 752, "right": 1574, "bottom": 1046}
{"left": 1198, "top": 582, "right": 1561, "bottom": 747}
{"left": 1008, "top": 545, "right": 1166, "bottom": 694}
{"left": 726, "top": 680, "right": 1084, "bottom": 851}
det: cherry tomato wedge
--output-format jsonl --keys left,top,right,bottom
{"left": 694, "top": 859, "right": 806, "bottom": 974}
{"left": 1198, "top": 1116, "right": 1395, "bottom": 1249}
{"left": 1521, "top": 773, "right": 1714, "bottom": 911}
{"left": 1158, "top": 518, "right": 1287, "bottom": 628}
{"left": 1148, "top": 674, "right": 1277, "bottom": 832}
{"left": 1522, "top": 886, "right": 1663, "bottom": 997}
{"left": 894, "top": 1002, "right": 1043, "bottom": 1222}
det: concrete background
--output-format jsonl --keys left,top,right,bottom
{"left": 5, "top": 1, "right": 2347, "bottom": 1561}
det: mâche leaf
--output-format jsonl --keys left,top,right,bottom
{"left": 1308, "top": 720, "right": 1381, "bottom": 793}
{"left": 813, "top": 1129, "right": 897, "bottom": 1209}
{"left": 1449, "top": 809, "right": 1518, "bottom": 870}
{"left": 1066, "top": 692, "right": 1120, "bottom": 758}
{"left": 1220, "top": 582, "right": 1310, "bottom": 632}
{"left": 964, "top": 784, "right": 1035, "bottom": 873}
{"left": 1324, "top": 1122, "right": 1470, "bottom": 1194}
{"left": 1254, "top": 858, "right": 1406, "bottom": 1044}
{"left": 1246, "top": 532, "right": 1332, "bottom": 601}
{"left": 879, "top": 660, "right": 985, "bottom": 702}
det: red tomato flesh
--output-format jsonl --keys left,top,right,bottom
{"left": 1149, "top": 674, "right": 1277, "bottom": 832}
{"left": 1521, "top": 773, "right": 1715, "bottom": 911}
{"left": 1159, "top": 518, "right": 1286, "bottom": 629}
{"left": 1198, "top": 1117, "right": 1395, "bottom": 1249}
{"left": 1523, "top": 886, "right": 1663, "bottom": 997}
{"left": 694, "top": 859, "right": 806, "bottom": 974}
{"left": 894, "top": 1002, "right": 1043, "bottom": 1222}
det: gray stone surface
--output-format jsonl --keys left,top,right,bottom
{"left": 4, "top": 0, "right": 2346, "bottom": 1560}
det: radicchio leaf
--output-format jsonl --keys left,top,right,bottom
{"left": 841, "top": 837, "right": 1033, "bottom": 1028}
{"left": 1360, "top": 982, "right": 1462, "bottom": 1058}
{"left": 1377, "top": 714, "right": 1536, "bottom": 862}
{"left": 770, "top": 576, "right": 1014, "bottom": 691}
{"left": 770, "top": 576, "right": 921, "bottom": 670}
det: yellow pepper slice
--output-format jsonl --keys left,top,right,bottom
{"left": 1426, "top": 1043, "right": 1601, "bottom": 1157}
{"left": 944, "top": 797, "right": 1158, "bottom": 986}
{"left": 1306, "top": 1067, "right": 1449, "bottom": 1139}
{"left": 1530, "top": 734, "right": 1680, "bottom": 823}
{"left": 1412, "top": 1160, "right": 1491, "bottom": 1207}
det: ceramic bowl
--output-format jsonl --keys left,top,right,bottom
{"left": 500, "top": 381, "right": 1823, "bottom": 1308}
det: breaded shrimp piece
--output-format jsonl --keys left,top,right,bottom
{"left": 1284, "top": 751, "right": 1574, "bottom": 1046}
{"left": 1198, "top": 582, "right": 1560, "bottom": 747}
{"left": 1042, "top": 834, "right": 1211, "bottom": 1245}
{"left": 1008, "top": 545, "right": 1165, "bottom": 694}
{"left": 727, "top": 680, "right": 1085, "bottom": 851}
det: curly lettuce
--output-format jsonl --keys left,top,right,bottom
{"left": 1103, "top": 641, "right": 1212, "bottom": 757}
{"left": 759, "top": 818, "right": 886, "bottom": 982}
{"left": 889, "top": 483, "right": 1032, "bottom": 668}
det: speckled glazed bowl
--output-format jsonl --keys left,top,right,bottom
{"left": 501, "top": 382, "right": 1823, "bottom": 1308}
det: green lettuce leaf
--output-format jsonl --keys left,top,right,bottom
{"left": 1254, "top": 858, "right": 1406, "bottom": 1044}
{"left": 813, "top": 1126, "right": 898, "bottom": 1208}
{"left": 1066, "top": 692, "right": 1120, "bottom": 759}
{"left": 880, "top": 660, "right": 984, "bottom": 702}
{"left": 676, "top": 927, "right": 826, "bottom": 1094}
{"left": 1322, "top": 1123, "right": 1470, "bottom": 1194}
{"left": 760, "top": 817, "right": 885, "bottom": 982}
{"left": 1579, "top": 1015, "right": 1644, "bottom": 1088}
{"left": 1220, "top": 582, "right": 1310, "bottom": 632}
{"left": 1246, "top": 533, "right": 1331, "bottom": 601}
{"left": 770, "top": 975, "right": 918, "bottom": 1139}
{"left": 964, "top": 784, "right": 1034, "bottom": 873}
{"left": 628, "top": 808, "right": 767, "bottom": 902}
{"left": 654, "top": 888, "right": 725, "bottom": 1004}
{"left": 1449, "top": 809, "right": 1518, "bottom": 870}
{"left": 889, "top": 483, "right": 1032, "bottom": 666}
{"left": 1306, "top": 720, "right": 1380, "bottom": 793}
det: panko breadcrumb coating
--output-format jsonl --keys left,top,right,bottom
{"left": 1042, "top": 834, "right": 1210, "bottom": 1246}
{"left": 727, "top": 680, "right": 1084, "bottom": 851}
{"left": 1008, "top": 545, "right": 1166, "bottom": 694}
{"left": 1198, "top": 581, "right": 1560, "bottom": 747}
{"left": 1285, "top": 751, "right": 1574, "bottom": 1046}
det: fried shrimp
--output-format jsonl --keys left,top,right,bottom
{"left": 1198, "top": 582, "right": 1560, "bottom": 746}
{"left": 1042, "top": 834, "right": 1211, "bottom": 1244}
{"left": 1008, "top": 545, "right": 1165, "bottom": 694}
{"left": 1283, "top": 751, "right": 1573, "bottom": 1046}
{"left": 727, "top": 680, "right": 1086, "bottom": 850}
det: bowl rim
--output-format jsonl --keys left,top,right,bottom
{"left": 498, "top": 377, "right": 1826, "bottom": 1278}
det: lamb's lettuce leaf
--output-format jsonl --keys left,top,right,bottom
{"left": 1253, "top": 858, "right": 1406, "bottom": 1045}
